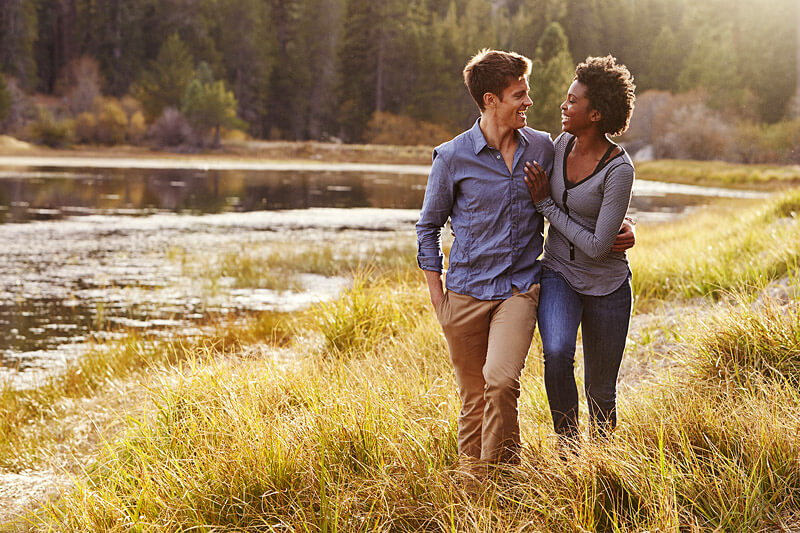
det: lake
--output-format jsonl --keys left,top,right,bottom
{"left": 0, "top": 158, "right": 771, "bottom": 386}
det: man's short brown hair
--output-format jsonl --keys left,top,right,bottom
{"left": 463, "top": 49, "right": 532, "bottom": 111}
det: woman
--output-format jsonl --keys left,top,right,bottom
{"left": 523, "top": 55, "right": 636, "bottom": 446}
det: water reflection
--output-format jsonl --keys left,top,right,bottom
{"left": 0, "top": 208, "right": 413, "bottom": 383}
{"left": 0, "top": 167, "right": 427, "bottom": 222}
{"left": 0, "top": 162, "right": 773, "bottom": 385}
{"left": 0, "top": 165, "right": 768, "bottom": 224}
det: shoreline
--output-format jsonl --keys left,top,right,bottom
{"left": 0, "top": 136, "right": 798, "bottom": 190}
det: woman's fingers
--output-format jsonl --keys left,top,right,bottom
{"left": 524, "top": 161, "right": 550, "bottom": 202}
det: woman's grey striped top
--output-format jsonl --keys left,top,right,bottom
{"left": 533, "top": 132, "right": 635, "bottom": 296}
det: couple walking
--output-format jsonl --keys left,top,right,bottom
{"left": 416, "top": 49, "right": 637, "bottom": 467}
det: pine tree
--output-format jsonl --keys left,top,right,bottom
{"left": 336, "top": 0, "right": 379, "bottom": 142}
{"left": 75, "top": 0, "right": 157, "bottom": 95}
{"left": 0, "top": 74, "right": 12, "bottom": 128}
{"left": 182, "top": 70, "right": 243, "bottom": 148}
{"left": 644, "top": 26, "right": 682, "bottom": 92}
{"left": 0, "top": 0, "right": 38, "bottom": 90}
{"left": 135, "top": 33, "right": 196, "bottom": 121}
{"left": 216, "top": 0, "right": 271, "bottom": 137}
{"left": 530, "top": 22, "right": 574, "bottom": 136}
{"left": 677, "top": 25, "right": 743, "bottom": 112}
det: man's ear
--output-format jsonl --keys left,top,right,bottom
{"left": 482, "top": 92, "right": 496, "bottom": 109}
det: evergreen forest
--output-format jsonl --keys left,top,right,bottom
{"left": 0, "top": 0, "right": 797, "bottom": 161}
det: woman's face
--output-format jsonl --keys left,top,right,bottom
{"left": 560, "top": 80, "right": 598, "bottom": 134}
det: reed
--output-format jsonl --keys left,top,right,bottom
{"left": 179, "top": 240, "right": 418, "bottom": 292}
{"left": 20, "top": 271, "right": 800, "bottom": 531}
{"left": 9, "top": 187, "right": 800, "bottom": 531}
{"left": 629, "top": 187, "right": 800, "bottom": 306}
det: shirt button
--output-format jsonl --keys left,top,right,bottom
{"left": 496, "top": 155, "right": 501, "bottom": 159}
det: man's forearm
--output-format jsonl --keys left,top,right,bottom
{"left": 423, "top": 269, "right": 445, "bottom": 309}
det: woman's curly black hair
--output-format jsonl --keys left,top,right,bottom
{"left": 575, "top": 55, "right": 636, "bottom": 136}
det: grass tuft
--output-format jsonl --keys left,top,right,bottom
{"left": 630, "top": 187, "right": 800, "bottom": 306}
{"left": 692, "top": 295, "right": 800, "bottom": 386}
{"left": 9, "top": 184, "right": 800, "bottom": 531}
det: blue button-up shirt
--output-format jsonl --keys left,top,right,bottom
{"left": 416, "top": 118, "right": 555, "bottom": 300}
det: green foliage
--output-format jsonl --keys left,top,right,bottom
{"left": 94, "top": 98, "right": 128, "bottom": 145}
{"left": 0, "top": 0, "right": 37, "bottom": 90}
{"left": 677, "top": 25, "right": 744, "bottom": 113}
{"left": 645, "top": 27, "right": 682, "bottom": 92}
{"left": 25, "top": 107, "right": 74, "bottom": 147}
{"left": 336, "top": 2, "right": 381, "bottom": 142}
{"left": 182, "top": 75, "right": 243, "bottom": 148}
{"left": 135, "top": 33, "right": 196, "bottom": 122}
{"left": 0, "top": 74, "right": 11, "bottom": 126}
{"left": 529, "top": 22, "right": 574, "bottom": 136}
{"left": 0, "top": 0, "right": 796, "bottom": 153}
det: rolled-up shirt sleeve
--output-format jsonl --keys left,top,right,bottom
{"left": 415, "top": 149, "right": 454, "bottom": 272}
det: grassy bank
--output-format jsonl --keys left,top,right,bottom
{"left": 628, "top": 187, "right": 800, "bottom": 307}
{"left": 5, "top": 189, "right": 800, "bottom": 530}
{"left": 0, "top": 136, "right": 434, "bottom": 166}
{"left": 635, "top": 159, "right": 800, "bottom": 189}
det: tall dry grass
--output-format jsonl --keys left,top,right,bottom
{"left": 9, "top": 187, "right": 800, "bottom": 531}
{"left": 629, "top": 187, "right": 800, "bottom": 306}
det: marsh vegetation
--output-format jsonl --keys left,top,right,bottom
{"left": 1, "top": 181, "right": 799, "bottom": 530}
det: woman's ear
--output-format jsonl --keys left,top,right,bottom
{"left": 590, "top": 109, "right": 602, "bottom": 123}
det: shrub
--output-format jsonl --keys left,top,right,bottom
{"left": 1, "top": 78, "right": 36, "bottom": 134}
{"left": 621, "top": 90, "right": 671, "bottom": 154}
{"left": 366, "top": 112, "right": 454, "bottom": 146}
{"left": 94, "top": 97, "right": 128, "bottom": 144}
{"left": 651, "top": 92, "right": 733, "bottom": 160}
{"left": 120, "top": 95, "right": 143, "bottom": 118}
{"left": 759, "top": 119, "right": 800, "bottom": 164}
{"left": 729, "top": 120, "right": 764, "bottom": 163}
{"left": 73, "top": 111, "right": 96, "bottom": 143}
{"left": 26, "top": 107, "right": 74, "bottom": 147}
{"left": 147, "top": 107, "right": 193, "bottom": 148}
{"left": 127, "top": 110, "right": 147, "bottom": 144}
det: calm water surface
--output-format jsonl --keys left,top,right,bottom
{"left": 0, "top": 161, "right": 771, "bottom": 385}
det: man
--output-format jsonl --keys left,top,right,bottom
{"left": 416, "top": 49, "right": 634, "bottom": 468}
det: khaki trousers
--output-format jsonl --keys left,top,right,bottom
{"left": 435, "top": 285, "right": 540, "bottom": 463}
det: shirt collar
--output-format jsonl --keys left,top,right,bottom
{"left": 468, "top": 117, "right": 529, "bottom": 155}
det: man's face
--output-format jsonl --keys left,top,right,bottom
{"left": 493, "top": 77, "right": 533, "bottom": 130}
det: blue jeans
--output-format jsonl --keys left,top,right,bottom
{"left": 538, "top": 266, "right": 632, "bottom": 441}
